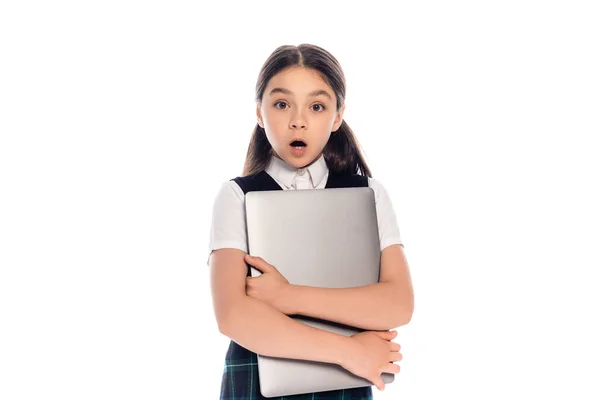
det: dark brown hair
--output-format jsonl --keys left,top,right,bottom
{"left": 242, "top": 44, "right": 372, "bottom": 177}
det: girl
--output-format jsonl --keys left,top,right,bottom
{"left": 208, "top": 44, "right": 414, "bottom": 400}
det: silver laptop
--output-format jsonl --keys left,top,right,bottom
{"left": 245, "top": 187, "right": 394, "bottom": 398}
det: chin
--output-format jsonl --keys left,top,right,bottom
{"left": 276, "top": 148, "right": 319, "bottom": 168}
{"left": 284, "top": 157, "right": 305, "bottom": 168}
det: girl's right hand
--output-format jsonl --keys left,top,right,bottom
{"left": 341, "top": 330, "right": 402, "bottom": 391}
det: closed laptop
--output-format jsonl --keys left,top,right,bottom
{"left": 245, "top": 187, "right": 394, "bottom": 397}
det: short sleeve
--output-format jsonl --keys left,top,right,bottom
{"left": 207, "top": 180, "right": 248, "bottom": 263}
{"left": 368, "top": 178, "right": 404, "bottom": 251}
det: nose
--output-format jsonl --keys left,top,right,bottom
{"left": 289, "top": 111, "right": 307, "bottom": 129}
{"left": 291, "top": 121, "right": 306, "bottom": 129}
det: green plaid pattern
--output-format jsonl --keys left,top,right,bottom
{"left": 219, "top": 341, "right": 373, "bottom": 399}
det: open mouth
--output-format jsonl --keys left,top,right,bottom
{"left": 289, "top": 140, "right": 307, "bottom": 157}
{"left": 290, "top": 140, "right": 307, "bottom": 149}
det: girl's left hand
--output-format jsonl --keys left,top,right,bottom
{"left": 244, "top": 254, "right": 292, "bottom": 313}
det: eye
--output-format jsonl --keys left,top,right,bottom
{"left": 312, "top": 103, "right": 326, "bottom": 112}
{"left": 274, "top": 101, "right": 289, "bottom": 110}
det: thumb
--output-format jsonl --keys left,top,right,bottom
{"left": 373, "top": 330, "right": 397, "bottom": 340}
{"left": 244, "top": 254, "right": 274, "bottom": 272}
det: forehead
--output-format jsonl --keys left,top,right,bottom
{"left": 265, "top": 66, "right": 333, "bottom": 95}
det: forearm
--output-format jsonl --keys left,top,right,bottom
{"left": 220, "top": 295, "right": 352, "bottom": 365}
{"left": 284, "top": 282, "right": 412, "bottom": 331}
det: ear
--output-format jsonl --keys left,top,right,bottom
{"left": 256, "top": 105, "right": 264, "bottom": 128}
{"left": 332, "top": 104, "right": 345, "bottom": 132}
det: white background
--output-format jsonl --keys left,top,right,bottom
{"left": 1, "top": 1, "right": 599, "bottom": 399}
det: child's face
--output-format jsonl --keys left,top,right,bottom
{"left": 257, "top": 66, "right": 344, "bottom": 169}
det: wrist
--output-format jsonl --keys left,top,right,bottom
{"left": 334, "top": 335, "right": 356, "bottom": 367}
{"left": 280, "top": 284, "right": 300, "bottom": 315}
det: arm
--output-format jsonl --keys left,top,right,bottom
{"left": 246, "top": 244, "right": 414, "bottom": 331}
{"left": 210, "top": 247, "right": 355, "bottom": 364}
{"left": 211, "top": 247, "right": 402, "bottom": 391}
{"left": 208, "top": 182, "right": 365, "bottom": 362}
{"left": 288, "top": 244, "right": 413, "bottom": 330}
{"left": 208, "top": 182, "right": 402, "bottom": 390}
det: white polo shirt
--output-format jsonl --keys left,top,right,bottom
{"left": 208, "top": 154, "right": 403, "bottom": 259}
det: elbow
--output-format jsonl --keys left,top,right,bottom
{"left": 389, "top": 297, "right": 414, "bottom": 328}
{"left": 391, "top": 309, "right": 413, "bottom": 329}
{"left": 398, "top": 307, "right": 414, "bottom": 327}
{"left": 213, "top": 292, "right": 250, "bottom": 337}
{"left": 215, "top": 302, "right": 242, "bottom": 337}
{"left": 216, "top": 314, "right": 233, "bottom": 336}
{"left": 387, "top": 310, "right": 412, "bottom": 329}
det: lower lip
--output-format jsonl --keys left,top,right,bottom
{"left": 290, "top": 146, "right": 307, "bottom": 157}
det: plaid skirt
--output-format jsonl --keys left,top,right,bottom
{"left": 219, "top": 341, "right": 373, "bottom": 400}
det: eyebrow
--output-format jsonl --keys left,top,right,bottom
{"left": 269, "top": 87, "right": 332, "bottom": 100}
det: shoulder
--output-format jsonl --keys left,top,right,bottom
{"left": 367, "top": 177, "right": 399, "bottom": 209}
{"left": 213, "top": 169, "right": 275, "bottom": 201}
{"left": 209, "top": 179, "right": 248, "bottom": 256}
{"left": 326, "top": 172, "right": 369, "bottom": 188}
{"left": 229, "top": 171, "right": 282, "bottom": 193}
{"left": 368, "top": 177, "right": 404, "bottom": 249}
{"left": 367, "top": 177, "right": 388, "bottom": 202}
{"left": 213, "top": 179, "right": 245, "bottom": 205}
{"left": 230, "top": 172, "right": 262, "bottom": 194}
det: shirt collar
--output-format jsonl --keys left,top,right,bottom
{"left": 265, "top": 153, "right": 328, "bottom": 189}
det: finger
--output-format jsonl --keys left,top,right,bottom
{"left": 244, "top": 254, "right": 274, "bottom": 272}
{"left": 371, "top": 331, "right": 391, "bottom": 339}
{"left": 372, "top": 376, "right": 385, "bottom": 391}
{"left": 373, "top": 330, "right": 397, "bottom": 340}
{"left": 389, "top": 341, "right": 401, "bottom": 352}
{"left": 389, "top": 352, "right": 403, "bottom": 362}
{"left": 381, "top": 363, "right": 401, "bottom": 374}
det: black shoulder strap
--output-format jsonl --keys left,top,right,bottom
{"left": 231, "top": 171, "right": 283, "bottom": 194}
{"left": 231, "top": 170, "right": 368, "bottom": 194}
{"left": 325, "top": 172, "right": 369, "bottom": 188}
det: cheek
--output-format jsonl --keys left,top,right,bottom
{"left": 262, "top": 115, "right": 286, "bottom": 147}
{"left": 319, "top": 116, "right": 337, "bottom": 134}
{"left": 263, "top": 111, "right": 284, "bottom": 129}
